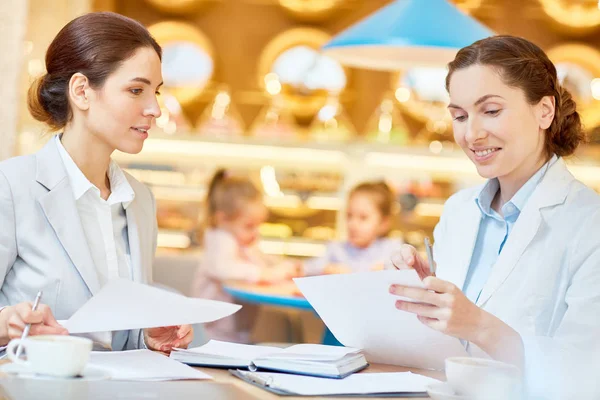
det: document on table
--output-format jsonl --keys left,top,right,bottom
{"left": 232, "top": 370, "right": 440, "bottom": 396}
{"left": 60, "top": 279, "right": 241, "bottom": 333}
{"left": 89, "top": 350, "right": 212, "bottom": 381}
{"left": 294, "top": 270, "right": 468, "bottom": 370}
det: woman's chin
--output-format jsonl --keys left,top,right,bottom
{"left": 475, "top": 164, "right": 502, "bottom": 180}
{"left": 117, "top": 141, "right": 145, "bottom": 155}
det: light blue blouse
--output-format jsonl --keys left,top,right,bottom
{"left": 463, "top": 155, "right": 558, "bottom": 303}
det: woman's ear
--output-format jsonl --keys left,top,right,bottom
{"left": 537, "top": 95, "right": 555, "bottom": 130}
{"left": 69, "top": 73, "right": 91, "bottom": 111}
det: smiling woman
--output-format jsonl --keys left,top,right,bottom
{"left": 390, "top": 35, "right": 600, "bottom": 399}
{"left": 0, "top": 12, "right": 192, "bottom": 354}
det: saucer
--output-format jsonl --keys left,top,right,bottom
{"left": 426, "top": 382, "right": 471, "bottom": 400}
{"left": 0, "top": 363, "right": 110, "bottom": 381}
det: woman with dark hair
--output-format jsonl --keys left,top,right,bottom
{"left": 390, "top": 36, "right": 600, "bottom": 397}
{"left": 0, "top": 12, "right": 192, "bottom": 352}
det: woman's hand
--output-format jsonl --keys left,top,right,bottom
{"left": 390, "top": 277, "right": 484, "bottom": 341}
{"left": 0, "top": 303, "right": 68, "bottom": 346}
{"left": 144, "top": 324, "right": 193, "bottom": 354}
{"left": 391, "top": 244, "right": 432, "bottom": 280}
{"left": 389, "top": 276, "right": 524, "bottom": 367}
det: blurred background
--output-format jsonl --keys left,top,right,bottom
{"left": 3, "top": 0, "right": 600, "bottom": 343}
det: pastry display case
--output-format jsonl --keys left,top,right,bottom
{"left": 110, "top": 133, "right": 600, "bottom": 258}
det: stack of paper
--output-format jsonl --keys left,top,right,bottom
{"left": 89, "top": 350, "right": 212, "bottom": 381}
{"left": 294, "top": 270, "right": 468, "bottom": 370}
{"left": 232, "top": 370, "right": 440, "bottom": 396}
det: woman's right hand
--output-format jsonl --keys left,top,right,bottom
{"left": 391, "top": 244, "right": 432, "bottom": 280}
{"left": 0, "top": 302, "right": 69, "bottom": 346}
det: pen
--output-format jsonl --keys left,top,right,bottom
{"left": 243, "top": 371, "right": 275, "bottom": 388}
{"left": 15, "top": 291, "right": 43, "bottom": 359}
{"left": 424, "top": 237, "right": 436, "bottom": 276}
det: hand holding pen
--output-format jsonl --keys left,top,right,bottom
{"left": 15, "top": 291, "right": 43, "bottom": 359}
{"left": 0, "top": 295, "right": 68, "bottom": 347}
{"left": 391, "top": 238, "right": 436, "bottom": 280}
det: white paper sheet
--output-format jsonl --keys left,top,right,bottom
{"left": 294, "top": 270, "right": 468, "bottom": 370}
{"left": 238, "top": 371, "right": 439, "bottom": 395}
{"left": 61, "top": 279, "right": 241, "bottom": 333}
{"left": 267, "top": 344, "right": 361, "bottom": 361}
{"left": 89, "top": 350, "right": 212, "bottom": 381}
{"left": 178, "top": 340, "right": 281, "bottom": 363}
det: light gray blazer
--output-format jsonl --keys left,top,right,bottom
{"left": 0, "top": 139, "right": 157, "bottom": 350}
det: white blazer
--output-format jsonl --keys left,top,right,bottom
{"left": 434, "top": 158, "right": 600, "bottom": 398}
{"left": 0, "top": 139, "right": 157, "bottom": 350}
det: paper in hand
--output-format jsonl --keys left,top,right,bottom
{"left": 62, "top": 279, "right": 241, "bottom": 334}
{"left": 294, "top": 270, "right": 468, "bottom": 370}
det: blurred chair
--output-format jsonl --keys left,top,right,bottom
{"left": 152, "top": 252, "right": 208, "bottom": 348}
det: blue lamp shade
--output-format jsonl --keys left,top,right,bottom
{"left": 322, "top": 0, "right": 494, "bottom": 70}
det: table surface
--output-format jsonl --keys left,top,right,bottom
{"left": 0, "top": 359, "right": 442, "bottom": 400}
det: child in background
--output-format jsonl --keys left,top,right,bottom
{"left": 192, "top": 169, "right": 297, "bottom": 343}
{"left": 304, "top": 181, "right": 402, "bottom": 275}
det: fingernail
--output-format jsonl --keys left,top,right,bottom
{"left": 389, "top": 285, "right": 396, "bottom": 293}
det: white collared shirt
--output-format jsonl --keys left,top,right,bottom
{"left": 55, "top": 135, "right": 135, "bottom": 349}
{"left": 55, "top": 135, "right": 135, "bottom": 285}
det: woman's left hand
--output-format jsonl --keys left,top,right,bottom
{"left": 389, "top": 276, "right": 524, "bottom": 367}
{"left": 144, "top": 324, "right": 193, "bottom": 353}
{"left": 389, "top": 276, "right": 490, "bottom": 344}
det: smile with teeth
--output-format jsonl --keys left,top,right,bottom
{"left": 474, "top": 148, "right": 500, "bottom": 157}
{"left": 133, "top": 127, "right": 148, "bottom": 133}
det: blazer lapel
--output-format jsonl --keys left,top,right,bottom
{"left": 124, "top": 178, "right": 154, "bottom": 284}
{"left": 433, "top": 196, "right": 481, "bottom": 289}
{"left": 476, "top": 159, "right": 572, "bottom": 307}
{"left": 476, "top": 207, "right": 542, "bottom": 306}
{"left": 36, "top": 140, "right": 101, "bottom": 295}
{"left": 126, "top": 202, "right": 145, "bottom": 283}
{"left": 449, "top": 200, "right": 482, "bottom": 291}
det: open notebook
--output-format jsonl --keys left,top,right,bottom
{"left": 170, "top": 340, "right": 368, "bottom": 379}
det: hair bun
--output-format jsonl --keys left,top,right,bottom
{"left": 27, "top": 73, "right": 70, "bottom": 131}
{"left": 547, "top": 86, "right": 585, "bottom": 157}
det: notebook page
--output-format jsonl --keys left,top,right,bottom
{"left": 178, "top": 340, "right": 282, "bottom": 363}
{"left": 264, "top": 344, "right": 362, "bottom": 361}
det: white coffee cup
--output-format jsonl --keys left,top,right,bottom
{"left": 445, "top": 357, "right": 522, "bottom": 399}
{"left": 7, "top": 335, "right": 92, "bottom": 377}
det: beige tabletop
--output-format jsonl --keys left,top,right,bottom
{"left": 0, "top": 360, "right": 444, "bottom": 400}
